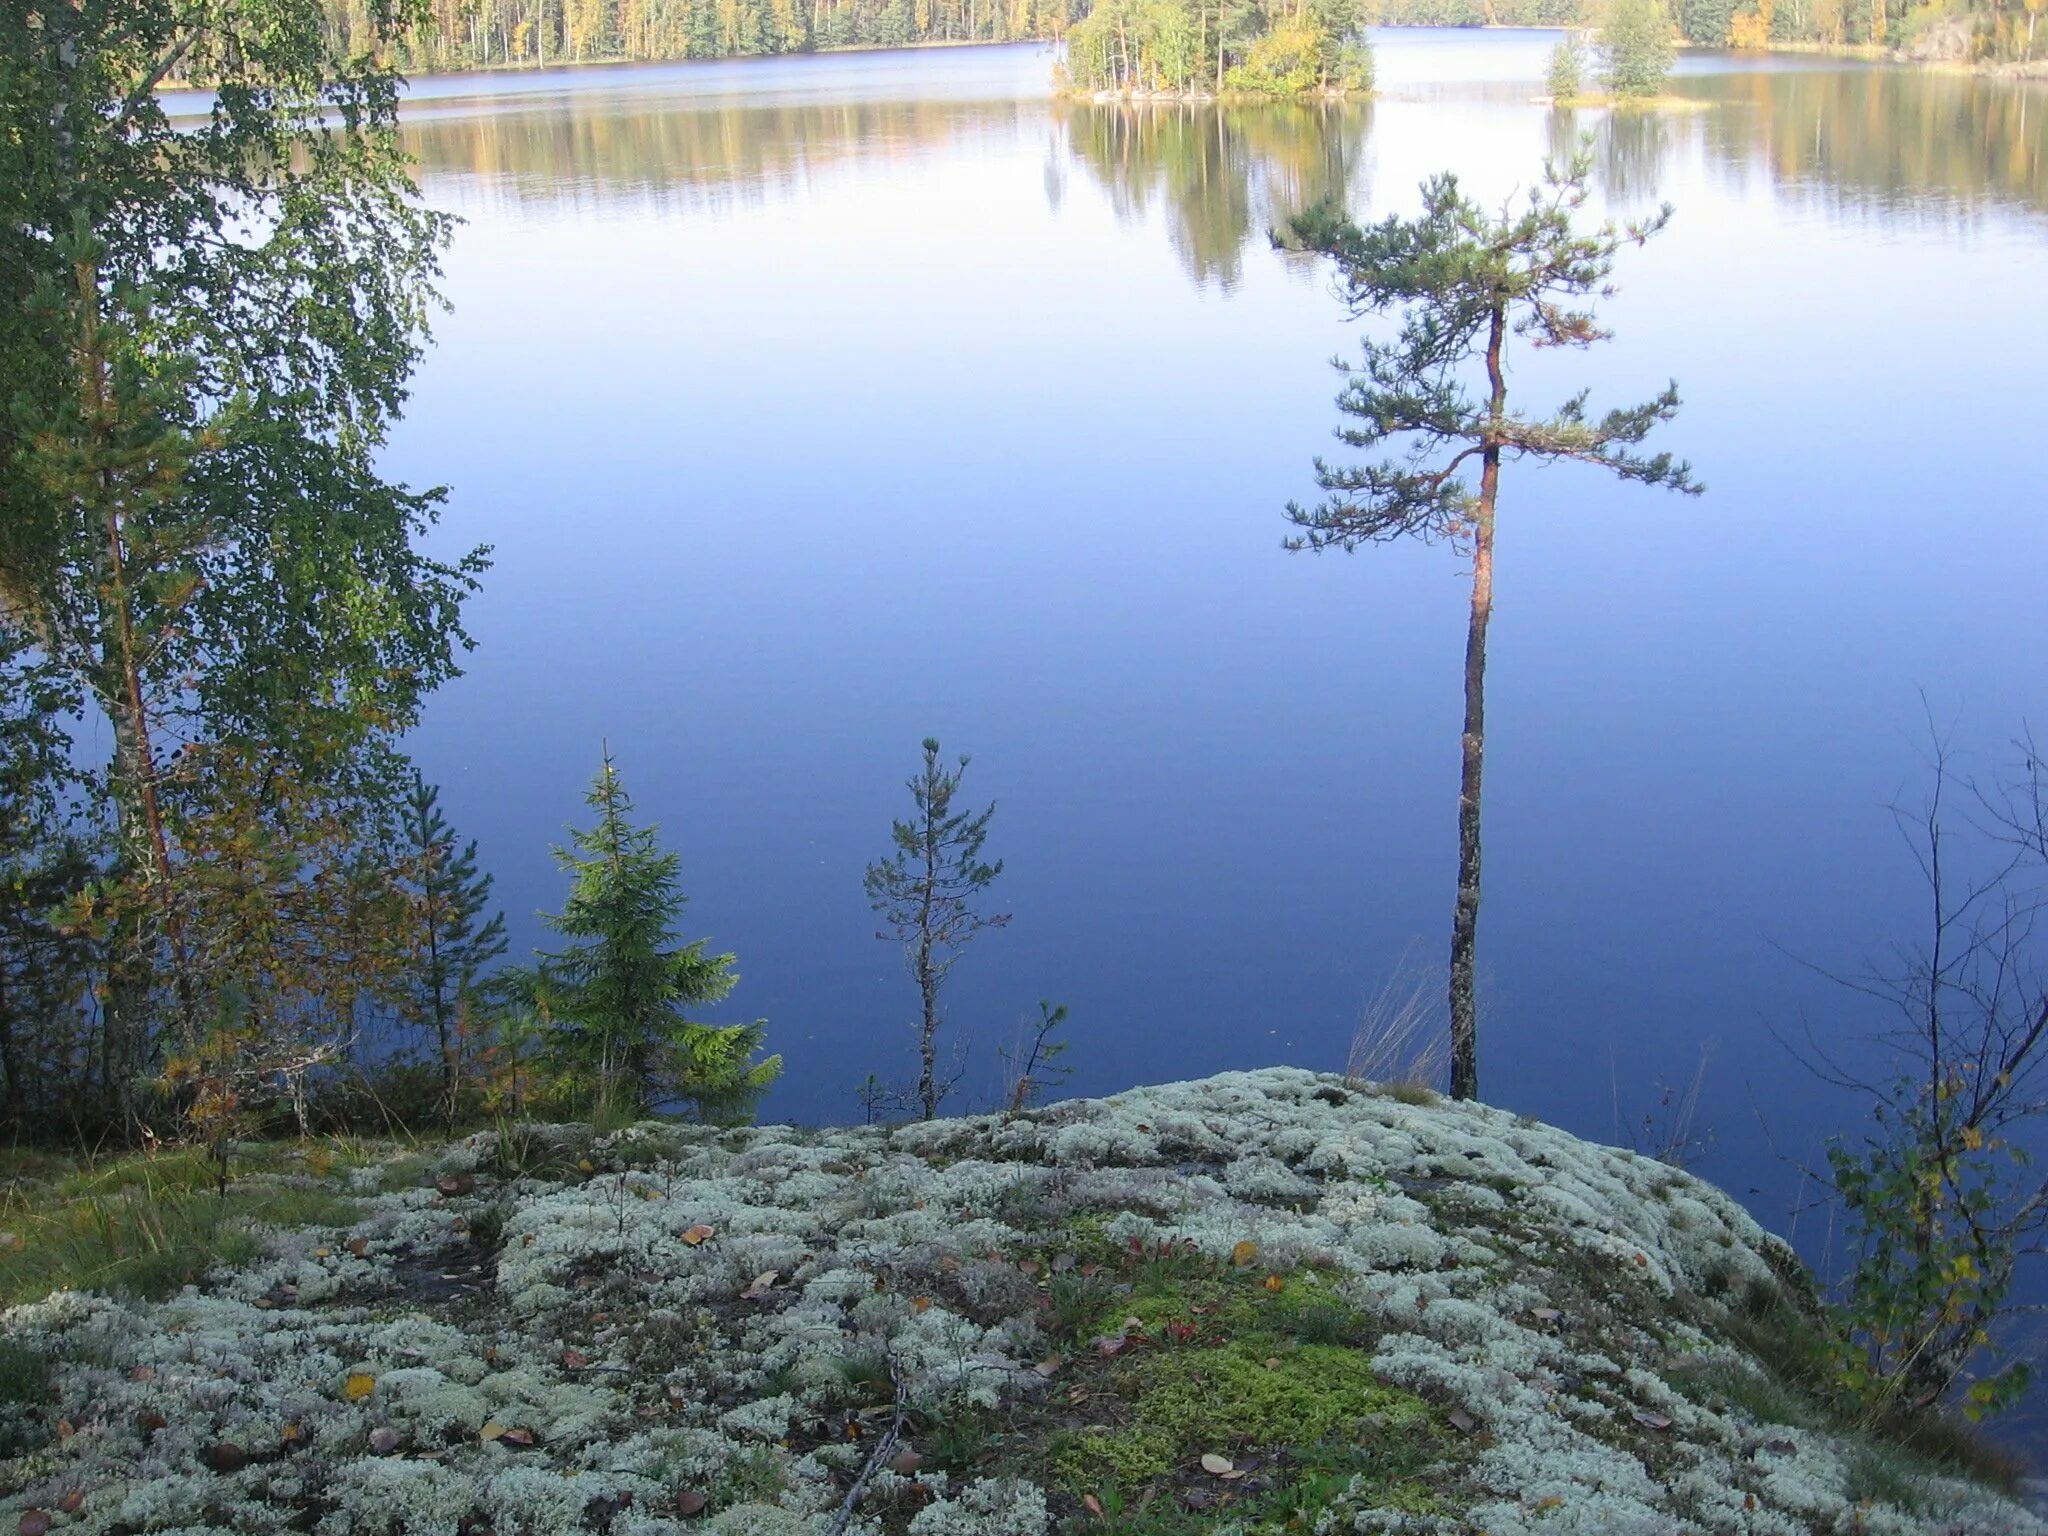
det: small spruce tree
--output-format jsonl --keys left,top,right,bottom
{"left": 865, "top": 738, "right": 1009, "bottom": 1120}
{"left": 400, "top": 773, "right": 507, "bottom": 1117}
{"left": 1547, "top": 33, "right": 1586, "bottom": 100}
{"left": 538, "top": 752, "right": 778, "bottom": 1120}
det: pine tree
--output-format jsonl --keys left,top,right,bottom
{"left": 538, "top": 752, "right": 778, "bottom": 1120}
{"left": 1284, "top": 149, "right": 1698, "bottom": 1102}
{"left": 401, "top": 773, "right": 507, "bottom": 1116}
{"left": 864, "top": 738, "right": 1009, "bottom": 1120}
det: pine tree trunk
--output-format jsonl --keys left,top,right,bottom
{"left": 1448, "top": 302, "right": 1506, "bottom": 1104}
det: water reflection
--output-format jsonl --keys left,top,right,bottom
{"left": 402, "top": 49, "right": 2044, "bottom": 273}
{"left": 1051, "top": 102, "right": 1372, "bottom": 288}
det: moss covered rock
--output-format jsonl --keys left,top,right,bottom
{"left": 0, "top": 1070, "right": 2035, "bottom": 1535}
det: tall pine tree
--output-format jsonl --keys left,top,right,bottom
{"left": 537, "top": 753, "right": 778, "bottom": 1120}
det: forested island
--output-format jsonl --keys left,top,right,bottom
{"left": 309, "top": 0, "right": 2041, "bottom": 80}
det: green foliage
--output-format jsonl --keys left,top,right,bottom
{"left": 1546, "top": 33, "right": 1586, "bottom": 98}
{"left": 1672, "top": 0, "right": 1736, "bottom": 45}
{"left": 1600, "top": 0, "right": 1678, "bottom": 97}
{"left": 0, "top": 0, "right": 485, "bottom": 1136}
{"left": 865, "top": 738, "right": 1008, "bottom": 1119}
{"left": 1066, "top": 0, "right": 1371, "bottom": 97}
{"left": 1827, "top": 1079, "right": 2032, "bottom": 1420}
{"left": 535, "top": 752, "right": 779, "bottom": 1121}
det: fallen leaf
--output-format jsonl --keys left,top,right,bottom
{"left": 1531, "top": 1307, "right": 1562, "bottom": 1323}
{"left": 1447, "top": 1409, "right": 1479, "bottom": 1435}
{"left": 1051, "top": 1253, "right": 1076, "bottom": 1273}
{"left": 561, "top": 1349, "right": 590, "bottom": 1370}
{"left": 369, "top": 1427, "right": 401, "bottom": 1454}
{"left": 1633, "top": 1412, "right": 1672, "bottom": 1431}
{"left": 1092, "top": 1334, "right": 1125, "bottom": 1356}
{"left": 1033, "top": 1356, "right": 1063, "bottom": 1377}
{"left": 343, "top": 1372, "right": 376, "bottom": 1402}
{"left": 1263, "top": 1274, "right": 1285, "bottom": 1293}
{"left": 435, "top": 1173, "right": 476, "bottom": 1197}
{"left": 56, "top": 1492, "right": 83, "bottom": 1516}
{"left": 480, "top": 1422, "right": 508, "bottom": 1442}
{"left": 499, "top": 1427, "right": 537, "bottom": 1448}
{"left": 1531, "top": 1494, "right": 1564, "bottom": 1513}
{"left": 677, "top": 1489, "right": 708, "bottom": 1516}
{"left": 200, "top": 1441, "right": 247, "bottom": 1473}
{"left": 1200, "top": 1453, "right": 1234, "bottom": 1476}
{"left": 911, "top": 1296, "right": 931, "bottom": 1313}
{"left": 1017, "top": 1260, "right": 1041, "bottom": 1277}
{"left": 313, "top": 1247, "right": 332, "bottom": 1259}
{"left": 1081, "top": 1493, "right": 1104, "bottom": 1517}
{"left": 740, "top": 1270, "right": 780, "bottom": 1301}
{"left": 889, "top": 1448, "right": 923, "bottom": 1475}
{"left": 1230, "top": 1240, "right": 1258, "bottom": 1268}
{"left": 347, "top": 1237, "right": 370, "bottom": 1258}
{"left": 681, "top": 1224, "right": 715, "bottom": 1246}
{"left": 19, "top": 1511, "right": 50, "bottom": 1536}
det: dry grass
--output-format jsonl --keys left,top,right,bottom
{"left": 1345, "top": 957, "right": 1450, "bottom": 1097}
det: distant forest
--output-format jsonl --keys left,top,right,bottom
{"left": 316, "top": 0, "right": 2040, "bottom": 74}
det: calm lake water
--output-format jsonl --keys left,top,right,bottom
{"left": 386, "top": 29, "right": 2047, "bottom": 1308}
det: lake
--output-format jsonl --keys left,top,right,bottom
{"left": 385, "top": 30, "right": 2047, "bottom": 1271}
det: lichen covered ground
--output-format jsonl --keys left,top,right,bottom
{"left": 0, "top": 1070, "right": 2037, "bottom": 1535}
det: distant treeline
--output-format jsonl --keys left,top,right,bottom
{"left": 320, "top": 0, "right": 1079, "bottom": 71}
{"left": 319, "top": 0, "right": 2040, "bottom": 75}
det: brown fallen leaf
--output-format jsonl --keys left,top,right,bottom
{"left": 200, "top": 1441, "right": 247, "bottom": 1473}
{"left": 480, "top": 1422, "right": 508, "bottom": 1442}
{"left": 499, "top": 1427, "right": 538, "bottom": 1448}
{"left": 347, "top": 1237, "right": 370, "bottom": 1258}
{"left": 1633, "top": 1412, "right": 1673, "bottom": 1431}
{"left": 19, "top": 1510, "right": 50, "bottom": 1536}
{"left": 1447, "top": 1409, "right": 1479, "bottom": 1435}
{"left": 889, "top": 1448, "right": 923, "bottom": 1475}
{"left": 1531, "top": 1494, "right": 1564, "bottom": 1513}
{"left": 343, "top": 1372, "right": 376, "bottom": 1402}
{"left": 561, "top": 1349, "right": 590, "bottom": 1370}
{"left": 1263, "top": 1274, "right": 1285, "bottom": 1293}
{"left": 1017, "top": 1259, "right": 1041, "bottom": 1277}
{"left": 681, "top": 1224, "right": 715, "bottom": 1246}
{"left": 56, "top": 1491, "right": 83, "bottom": 1516}
{"left": 435, "top": 1173, "right": 476, "bottom": 1197}
{"left": 369, "top": 1426, "right": 401, "bottom": 1454}
{"left": 1033, "top": 1356, "right": 1063, "bottom": 1378}
{"left": 677, "top": 1489, "right": 708, "bottom": 1516}
{"left": 1081, "top": 1493, "right": 1104, "bottom": 1518}
{"left": 911, "top": 1296, "right": 931, "bottom": 1313}
{"left": 1230, "top": 1240, "right": 1259, "bottom": 1268}
{"left": 740, "top": 1270, "right": 780, "bottom": 1301}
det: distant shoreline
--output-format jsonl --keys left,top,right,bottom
{"left": 161, "top": 27, "right": 2046, "bottom": 94}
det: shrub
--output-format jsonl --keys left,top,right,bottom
{"left": 1547, "top": 33, "right": 1586, "bottom": 98}
{"left": 1600, "top": 0, "right": 1677, "bottom": 96}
